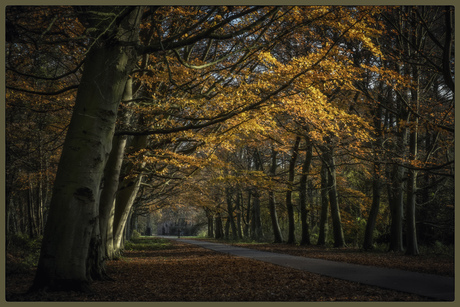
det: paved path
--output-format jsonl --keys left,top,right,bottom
{"left": 163, "top": 236, "right": 454, "bottom": 301}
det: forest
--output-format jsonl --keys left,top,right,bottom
{"left": 5, "top": 5, "right": 454, "bottom": 293}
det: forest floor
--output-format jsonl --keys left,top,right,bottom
{"left": 229, "top": 240, "right": 454, "bottom": 277}
{"left": 5, "top": 237, "right": 454, "bottom": 302}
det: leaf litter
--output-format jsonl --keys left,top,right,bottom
{"left": 6, "top": 239, "right": 447, "bottom": 301}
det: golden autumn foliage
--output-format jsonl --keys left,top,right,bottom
{"left": 6, "top": 5, "right": 454, "bottom": 258}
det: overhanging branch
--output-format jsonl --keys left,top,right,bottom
{"left": 6, "top": 84, "right": 79, "bottom": 96}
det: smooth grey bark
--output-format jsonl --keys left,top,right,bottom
{"left": 208, "top": 215, "right": 214, "bottom": 238}
{"left": 300, "top": 138, "right": 313, "bottom": 245}
{"left": 111, "top": 126, "right": 147, "bottom": 255}
{"left": 27, "top": 178, "right": 37, "bottom": 238}
{"left": 113, "top": 171, "right": 144, "bottom": 253}
{"left": 406, "top": 158, "right": 419, "bottom": 255}
{"left": 250, "top": 150, "right": 263, "bottom": 241}
{"left": 226, "top": 187, "right": 239, "bottom": 240}
{"left": 388, "top": 163, "right": 405, "bottom": 252}
{"left": 99, "top": 136, "right": 127, "bottom": 259}
{"left": 235, "top": 191, "right": 243, "bottom": 239}
{"left": 363, "top": 104, "right": 384, "bottom": 250}
{"left": 215, "top": 212, "right": 224, "bottom": 239}
{"left": 31, "top": 7, "right": 142, "bottom": 291}
{"left": 317, "top": 162, "right": 329, "bottom": 246}
{"left": 286, "top": 136, "right": 301, "bottom": 244}
{"left": 387, "top": 6, "right": 413, "bottom": 254}
{"left": 99, "top": 78, "right": 132, "bottom": 261}
{"left": 205, "top": 208, "right": 214, "bottom": 238}
{"left": 406, "top": 64, "right": 420, "bottom": 256}
{"left": 268, "top": 147, "right": 283, "bottom": 243}
{"left": 224, "top": 217, "right": 230, "bottom": 239}
{"left": 388, "top": 118, "right": 406, "bottom": 253}
{"left": 250, "top": 188, "right": 263, "bottom": 241}
{"left": 322, "top": 145, "right": 345, "bottom": 248}
{"left": 243, "top": 190, "right": 251, "bottom": 237}
{"left": 388, "top": 90, "right": 408, "bottom": 253}
{"left": 363, "top": 163, "right": 382, "bottom": 250}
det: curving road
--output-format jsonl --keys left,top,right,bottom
{"left": 160, "top": 236, "right": 455, "bottom": 301}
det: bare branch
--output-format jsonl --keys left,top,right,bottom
{"left": 6, "top": 84, "right": 79, "bottom": 96}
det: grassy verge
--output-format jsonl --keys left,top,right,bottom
{"left": 124, "top": 236, "right": 173, "bottom": 251}
{"left": 191, "top": 236, "right": 454, "bottom": 258}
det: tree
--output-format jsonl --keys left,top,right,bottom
{"left": 285, "top": 136, "right": 301, "bottom": 244}
{"left": 22, "top": 5, "right": 291, "bottom": 290}
{"left": 7, "top": 5, "right": 453, "bottom": 294}
{"left": 356, "top": 6, "right": 454, "bottom": 253}
{"left": 317, "top": 162, "right": 329, "bottom": 246}
{"left": 299, "top": 136, "right": 313, "bottom": 245}
{"left": 31, "top": 7, "right": 143, "bottom": 291}
{"left": 268, "top": 145, "right": 284, "bottom": 243}
{"left": 6, "top": 6, "right": 80, "bottom": 240}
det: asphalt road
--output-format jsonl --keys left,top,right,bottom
{"left": 161, "top": 236, "right": 455, "bottom": 301}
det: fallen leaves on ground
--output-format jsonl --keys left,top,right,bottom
{"left": 228, "top": 242, "right": 454, "bottom": 277}
{"left": 6, "top": 239, "right": 435, "bottom": 302}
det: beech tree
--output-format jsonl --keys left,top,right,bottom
{"left": 355, "top": 6, "right": 454, "bottom": 253}
{"left": 6, "top": 5, "right": 454, "bottom": 294}
{"left": 29, "top": 7, "right": 144, "bottom": 291}
{"left": 7, "top": 5, "right": 286, "bottom": 291}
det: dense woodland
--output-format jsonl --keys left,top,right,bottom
{"left": 5, "top": 6, "right": 454, "bottom": 292}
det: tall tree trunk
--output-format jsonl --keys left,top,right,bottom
{"left": 406, "top": 158, "right": 419, "bottom": 255}
{"left": 226, "top": 187, "right": 239, "bottom": 240}
{"left": 99, "top": 78, "right": 132, "bottom": 262}
{"left": 388, "top": 109, "right": 409, "bottom": 253}
{"left": 31, "top": 7, "right": 142, "bottom": 291}
{"left": 37, "top": 147, "right": 45, "bottom": 236}
{"left": 406, "top": 56, "right": 420, "bottom": 255}
{"left": 27, "top": 176, "right": 37, "bottom": 238}
{"left": 363, "top": 163, "right": 382, "bottom": 250}
{"left": 251, "top": 189, "right": 263, "bottom": 241}
{"left": 224, "top": 218, "right": 230, "bottom": 239}
{"left": 99, "top": 135, "right": 127, "bottom": 260}
{"left": 323, "top": 146, "right": 345, "bottom": 248}
{"left": 126, "top": 210, "right": 138, "bottom": 241}
{"left": 385, "top": 7, "right": 409, "bottom": 254}
{"left": 250, "top": 150, "right": 264, "bottom": 241}
{"left": 300, "top": 138, "right": 313, "bottom": 245}
{"left": 268, "top": 147, "right": 283, "bottom": 243}
{"left": 243, "top": 189, "right": 251, "bottom": 237}
{"left": 235, "top": 191, "right": 243, "bottom": 239}
{"left": 112, "top": 131, "right": 147, "bottom": 255}
{"left": 388, "top": 164, "right": 405, "bottom": 252}
{"left": 317, "top": 162, "right": 329, "bottom": 246}
{"left": 113, "top": 171, "right": 144, "bottom": 255}
{"left": 363, "top": 103, "right": 384, "bottom": 250}
{"left": 286, "top": 136, "right": 301, "bottom": 244}
{"left": 205, "top": 208, "right": 214, "bottom": 238}
{"left": 215, "top": 212, "right": 224, "bottom": 239}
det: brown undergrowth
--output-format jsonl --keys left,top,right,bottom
{"left": 5, "top": 238, "right": 446, "bottom": 302}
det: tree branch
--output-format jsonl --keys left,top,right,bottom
{"left": 138, "top": 7, "right": 279, "bottom": 55}
{"left": 6, "top": 84, "right": 79, "bottom": 96}
{"left": 116, "top": 9, "right": 372, "bottom": 137}
{"left": 6, "top": 60, "right": 84, "bottom": 81}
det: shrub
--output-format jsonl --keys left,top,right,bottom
{"left": 131, "top": 229, "right": 141, "bottom": 240}
{"left": 6, "top": 234, "right": 42, "bottom": 275}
